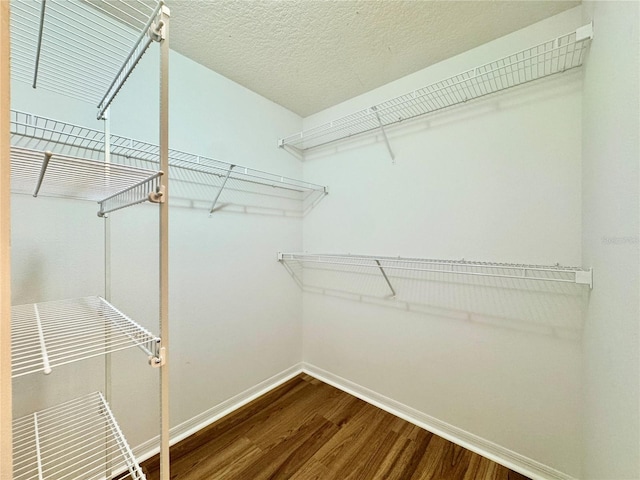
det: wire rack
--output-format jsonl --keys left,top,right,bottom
{"left": 13, "top": 392, "right": 145, "bottom": 480}
{"left": 10, "top": 145, "right": 163, "bottom": 216}
{"left": 279, "top": 25, "right": 593, "bottom": 151}
{"left": 11, "top": 296, "right": 160, "bottom": 378}
{"left": 10, "top": 110, "right": 328, "bottom": 215}
{"left": 279, "top": 253, "right": 593, "bottom": 290}
{"left": 10, "top": 0, "right": 164, "bottom": 119}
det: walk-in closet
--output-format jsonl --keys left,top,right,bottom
{"left": 0, "top": 1, "right": 638, "bottom": 480}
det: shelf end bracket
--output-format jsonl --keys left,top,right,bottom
{"left": 575, "top": 268, "right": 593, "bottom": 289}
{"left": 576, "top": 22, "right": 594, "bottom": 41}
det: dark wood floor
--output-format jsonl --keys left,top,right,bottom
{"left": 142, "top": 374, "right": 530, "bottom": 480}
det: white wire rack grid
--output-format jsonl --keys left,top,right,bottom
{"left": 10, "top": 110, "right": 328, "bottom": 215}
{"left": 11, "top": 296, "right": 161, "bottom": 378}
{"left": 10, "top": 0, "right": 164, "bottom": 119}
{"left": 13, "top": 392, "right": 146, "bottom": 480}
{"left": 10, "top": 146, "right": 163, "bottom": 216}
{"left": 278, "top": 253, "right": 593, "bottom": 288}
{"left": 279, "top": 25, "right": 592, "bottom": 151}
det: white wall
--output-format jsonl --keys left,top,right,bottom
{"left": 300, "top": 7, "right": 586, "bottom": 477}
{"left": 581, "top": 2, "right": 640, "bottom": 478}
{"left": 10, "top": 45, "right": 304, "bottom": 450}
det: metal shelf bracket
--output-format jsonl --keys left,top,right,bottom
{"left": 209, "top": 164, "right": 235, "bottom": 215}
{"left": 150, "top": 346, "right": 166, "bottom": 368}
{"left": 371, "top": 106, "right": 395, "bottom": 163}
{"left": 375, "top": 260, "right": 397, "bottom": 298}
{"left": 33, "top": 150, "right": 52, "bottom": 197}
{"left": 149, "top": 183, "right": 167, "bottom": 204}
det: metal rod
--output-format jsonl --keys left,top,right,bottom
{"left": 103, "top": 112, "right": 114, "bottom": 480}
{"left": 33, "top": 150, "right": 52, "bottom": 197}
{"left": 375, "top": 260, "right": 397, "bottom": 297}
{"left": 33, "top": 304, "right": 51, "bottom": 375}
{"left": 209, "top": 164, "right": 234, "bottom": 214}
{"left": 371, "top": 106, "right": 395, "bottom": 162}
{"left": 32, "top": 0, "right": 47, "bottom": 88}
{"left": 33, "top": 413, "right": 44, "bottom": 480}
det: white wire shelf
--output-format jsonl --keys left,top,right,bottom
{"left": 279, "top": 24, "right": 593, "bottom": 152}
{"left": 10, "top": 0, "right": 166, "bottom": 119}
{"left": 11, "top": 296, "right": 161, "bottom": 378}
{"left": 10, "top": 145, "right": 164, "bottom": 216}
{"left": 10, "top": 110, "right": 328, "bottom": 216}
{"left": 13, "top": 392, "right": 145, "bottom": 480}
{"left": 278, "top": 253, "right": 594, "bottom": 294}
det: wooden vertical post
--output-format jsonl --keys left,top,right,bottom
{"left": 0, "top": 1, "right": 12, "bottom": 479}
{"left": 158, "top": 5, "right": 170, "bottom": 480}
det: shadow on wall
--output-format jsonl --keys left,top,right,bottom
{"left": 11, "top": 252, "right": 45, "bottom": 305}
{"left": 167, "top": 169, "right": 327, "bottom": 218}
{"left": 281, "top": 259, "right": 589, "bottom": 342}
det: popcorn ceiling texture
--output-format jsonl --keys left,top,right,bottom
{"left": 167, "top": 0, "right": 579, "bottom": 117}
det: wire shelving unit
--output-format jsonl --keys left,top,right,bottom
{"left": 10, "top": 109, "right": 328, "bottom": 216}
{"left": 10, "top": 0, "right": 165, "bottom": 119}
{"left": 278, "top": 253, "right": 594, "bottom": 296}
{"left": 278, "top": 24, "right": 593, "bottom": 155}
{"left": 11, "top": 296, "right": 161, "bottom": 378}
{"left": 13, "top": 392, "right": 145, "bottom": 480}
{"left": 10, "top": 146, "right": 164, "bottom": 216}
{"left": 9, "top": 0, "right": 172, "bottom": 478}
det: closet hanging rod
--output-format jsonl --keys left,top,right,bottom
{"left": 278, "top": 253, "right": 593, "bottom": 288}
{"left": 278, "top": 23, "right": 593, "bottom": 153}
{"left": 13, "top": 392, "right": 146, "bottom": 480}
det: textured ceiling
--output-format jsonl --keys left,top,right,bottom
{"left": 166, "top": 0, "right": 580, "bottom": 117}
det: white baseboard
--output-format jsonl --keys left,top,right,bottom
{"left": 133, "top": 361, "right": 576, "bottom": 480}
{"left": 302, "top": 363, "right": 577, "bottom": 480}
{"left": 132, "top": 363, "right": 304, "bottom": 463}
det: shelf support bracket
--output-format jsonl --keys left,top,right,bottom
{"left": 150, "top": 346, "right": 166, "bottom": 368}
{"left": 32, "top": 0, "right": 47, "bottom": 89}
{"left": 371, "top": 106, "right": 395, "bottom": 163}
{"left": 33, "top": 151, "right": 53, "bottom": 197}
{"left": 33, "top": 304, "right": 51, "bottom": 375}
{"left": 375, "top": 259, "right": 396, "bottom": 298}
{"left": 209, "top": 165, "right": 235, "bottom": 215}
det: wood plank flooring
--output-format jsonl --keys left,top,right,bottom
{"left": 142, "top": 374, "right": 530, "bottom": 480}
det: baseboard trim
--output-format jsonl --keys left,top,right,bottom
{"left": 302, "top": 363, "right": 577, "bottom": 480}
{"left": 132, "top": 361, "right": 576, "bottom": 480}
{"left": 133, "top": 363, "right": 304, "bottom": 463}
